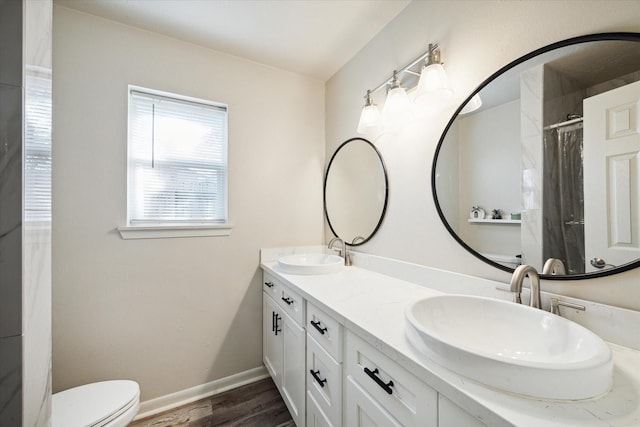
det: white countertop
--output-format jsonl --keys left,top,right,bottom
{"left": 261, "top": 252, "right": 640, "bottom": 427}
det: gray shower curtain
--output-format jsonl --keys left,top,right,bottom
{"left": 543, "top": 123, "right": 585, "bottom": 274}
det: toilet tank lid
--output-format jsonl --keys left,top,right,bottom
{"left": 53, "top": 380, "right": 140, "bottom": 427}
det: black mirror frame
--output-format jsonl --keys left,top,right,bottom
{"left": 431, "top": 32, "right": 640, "bottom": 280}
{"left": 324, "top": 137, "right": 389, "bottom": 246}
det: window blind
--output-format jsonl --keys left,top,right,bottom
{"left": 128, "top": 89, "right": 228, "bottom": 225}
{"left": 24, "top": 71, "right": 52, "bottom": 223}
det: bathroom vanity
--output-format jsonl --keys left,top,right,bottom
{"left": 261, "top": 246, "right": 640, "bottom": 427}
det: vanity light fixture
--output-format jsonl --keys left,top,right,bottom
{"left": 382, "top": 70, "right": 411, "bottom": 127}
{"left": 414, "top": 44, "right": 453, "bottom": 105}
{"left": 356, "top": 90, "right": 382, "bottom": 134}
{"left": 356, "top": 43, "right": 471, "bottom": 135}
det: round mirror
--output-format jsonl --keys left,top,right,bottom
{"left": 433, "top": 33, "right": 640, "bottom": 279}
{"left": 325, "top": 137, "right": 388, "bottom": 245}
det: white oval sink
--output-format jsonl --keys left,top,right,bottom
{"left": 277, "top": 253, "right": 344, "bottom": 275}
{"left": 405, "top": 295, "right": 613, "bottom": 400}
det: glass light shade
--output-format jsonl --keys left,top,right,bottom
{"left": 382, "top": 86, "right": 411, "bottom": 128}
{"left": 415, "top": 63, "right": 453, "bottom": 105}
{"left": 460, "top": 93, "right": 483, "bottom": 114}
{"left": 357, "top": 104, "right": 382, "bottom": 134}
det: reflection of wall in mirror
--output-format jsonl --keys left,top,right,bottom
{"left": 436, "top": 123, "right": 460, "bottom": 233}
{"left": 457, "top": 100, "right": 521, "bottom": 258}
{"left": 325, "top": 142, "right": 386, "bottom": 243}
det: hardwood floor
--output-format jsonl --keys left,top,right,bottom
{"left": 130, "top": 378, "right": 295, "bottom": 427}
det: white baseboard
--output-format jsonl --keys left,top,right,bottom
{"left": 134, "top": 366, "right": 270, "bottom": 420}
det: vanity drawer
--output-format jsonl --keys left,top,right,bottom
{"left": 263, "top": 272, "right": 280, "bottom": 299}
{"left": 307, "top": 334, "right": 342, "bottom": 427}
{"left": 345, "top": 376, "right": 401, "bottom": 427}
{"left": 277, "top": 282, "right": 304, "bottom": 325}
{"left": 307, "top": 302, "right": 342, "bottom": 362}
{"left": 345, "top": 331, "right": 437, "bottom": 427}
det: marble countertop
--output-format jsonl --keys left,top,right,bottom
{"left": 260, "top": 256, "right": 640, "bottom": 427}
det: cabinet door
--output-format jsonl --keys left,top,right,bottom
{"left": 307, "top": 391, "right": 334, "bottom": 427}
{"left": 263, "top": 293, "right": 282, "bottom": 384}
{"left": 345, "top": 376, "right": 402, "bottom": 427}
{"left": 281, "top": 309, "right": 306, "bottom": 427}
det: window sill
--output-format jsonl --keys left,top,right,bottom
{"left": 117, "top": 224, "right": 232, "bottom": 240}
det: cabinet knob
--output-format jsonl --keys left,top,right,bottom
{"left": 264, "top": 281, "right": 274, "bottom": 288}
{"left": 281, "top": 296, "right": 294, "bottom": 305}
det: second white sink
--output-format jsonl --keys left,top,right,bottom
{"left": 278, "top": 253, "right": 344, "bottom": 275}
{"left": 405, "top": 295, "right": 613, "bottom": 400}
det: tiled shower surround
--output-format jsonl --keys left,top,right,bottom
{"left": 0, "top": 0, "right": 53, "bottom": 425}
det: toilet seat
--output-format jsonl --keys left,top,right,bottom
{"left": 53, "top": 380, "right": 140, "bottom": 427}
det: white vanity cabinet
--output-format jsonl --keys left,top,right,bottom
{"left": 263, "top": 269, "right": 485, "bottom": 427}
{"left": 263, "top": 273, "right": 306, "bottom": 427}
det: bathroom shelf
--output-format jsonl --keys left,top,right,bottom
{"left": 468, "top": 219, "right": 521, "bottom": 224}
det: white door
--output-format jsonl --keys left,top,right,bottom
{"left": 583, "top": 80, "right": 640, "bottom": 272}
{"left": 263, "top": 294, "right": 282, "bottom": 384}
{"left": 281, "top": 310, "right": 305, "bottom": 427}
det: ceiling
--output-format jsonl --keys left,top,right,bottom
{"left": 54, "top": 0, "right": 411, "bottom": 81}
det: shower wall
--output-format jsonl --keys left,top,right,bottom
{"left": 543, "top": 65, "right": 586, "bottom": 125}
{"left": 519, "top": 65, "right": 544, "bottom": 268}
{"left": 0, "top": 1, "right": 53, "bottom": 425}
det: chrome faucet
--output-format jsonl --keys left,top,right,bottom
{"left": 542, "top": 258, "right": 566, "bottom": 275}
{"left": 328, "top": 237, "right": 351, "bottom": 266}
{"left": 509, "top": 265, "right": 541, "bottom": 309}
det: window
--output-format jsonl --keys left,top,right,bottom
{"left": 24, "top": 69, "right": 52, "bottom": 223}
{"left": 121, "top": 86, "right": 229, "bottom": 239}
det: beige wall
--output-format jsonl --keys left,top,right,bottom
{"left": 326, "top": 0, "right": 640, "bottom": 310}
{"left": 52, "top": 6, "right": 325, "bottom": 400}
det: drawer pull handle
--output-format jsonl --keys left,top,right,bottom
{"left": 310, "top": 320, "right": 327, "bottom": 335}
{"left": 264, "top": 281, "right": 274, "bottom": 288}
{"left": 273, "top": 312, "right": 281, "bottom": 336}
{"left": 272, "top": 311, "right": 276, "bottom": 332}
{"left": 310, "top": 370, "right": 327, "bottom": 387}
{"left": 281, "top": 297, "right": 294, "bottom": 305}
{"left": 364, "top": 367, "right": 393, "bottom": 395}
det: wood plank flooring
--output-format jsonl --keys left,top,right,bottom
{"left": 130, "top": 378, "right": 295, "bottom": 427}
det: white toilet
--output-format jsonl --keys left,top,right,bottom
{"left": 52, "top": 380, "right": 140, "bottom": 427}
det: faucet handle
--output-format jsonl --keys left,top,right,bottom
{"left": 550, "top": 298, "right": 585, "bottom": 316}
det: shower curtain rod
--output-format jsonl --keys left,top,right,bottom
{"left": 544, "top": 117, "right": 583, "bottom": 130}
